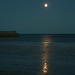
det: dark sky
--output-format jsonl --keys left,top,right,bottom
{"left": 0, "top": 0, "right": 75, "bottom": 34}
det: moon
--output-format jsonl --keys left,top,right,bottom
{"left": 44, "top": 3, "right": 48, "bottom": 7}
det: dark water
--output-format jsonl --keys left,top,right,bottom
{"left": 0, "top": 34, "right": 75, "bottom": 75}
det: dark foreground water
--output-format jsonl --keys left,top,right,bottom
{"left": 0, "top": 34, "right": 75, "bottom": 75}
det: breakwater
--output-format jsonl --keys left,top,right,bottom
{"left": 0, "top": 31, "right": 19, "bottom": 37}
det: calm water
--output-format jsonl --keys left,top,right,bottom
{"left": 0, "top": 34, "right": 75, "bottom": 75}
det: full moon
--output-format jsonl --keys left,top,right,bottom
{"left": 44, "top": 3, "right": 48, "bottom": 7}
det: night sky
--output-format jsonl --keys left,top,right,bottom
{"left": 0, "top": 0, "right": 75, "bottom": 34}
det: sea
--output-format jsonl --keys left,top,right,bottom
{"left": 0, "top": 34, "right": 75, "bottom": 75}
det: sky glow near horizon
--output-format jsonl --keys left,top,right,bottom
{"left": 0, "top": 0, "right": 75, "bottom": 34}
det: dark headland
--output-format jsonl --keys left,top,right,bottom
{"left": 0, "top": 31, "right": 19, "bottom": 37}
